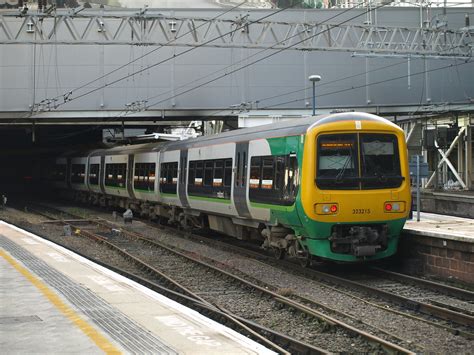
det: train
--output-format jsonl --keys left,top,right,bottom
{"left": 51, "top": 112, "right": 411, "bottom": 264}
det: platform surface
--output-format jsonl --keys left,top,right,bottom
{"left": 0, "top": 221, "right": 274, "bottom": 355}
{"left": 404, "top": 212, "right": 474, "bottom": 242}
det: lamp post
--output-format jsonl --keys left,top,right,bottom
{"left": 308, "top": 74, "right": 321, "bottom": 116}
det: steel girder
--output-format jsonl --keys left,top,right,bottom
{"left": 0, "top": 12, "right": 472, "bottom": 58}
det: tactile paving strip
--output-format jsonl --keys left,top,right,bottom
{"left": 0, "top": 235, "right": 177, "bottom": 354}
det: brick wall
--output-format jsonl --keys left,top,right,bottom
{"left": 398, "top": 232, "right": 474, "bottom": 284}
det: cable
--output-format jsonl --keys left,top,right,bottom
{"left": 38, "top": 0, "right": 309, "bottom": 111}
{"left": 137, "top": 2, "right": 366, "bottom": 106}
{"left": 31, "top": 1, "right": 249, "bottom": 111}
{"left": 143, "top": 2, "right": 391, "bottom": 111}
{"left": 62, "top": 1, "right": 305, "bottom": 107}
{"left": 256, "top": 59, "right": 412, "bottom": 105}
{"left": 258, "top": 59, "right": 473, "bottom": 110}
{"left": 40, "top": 58, "right": 473, "bottom": 142}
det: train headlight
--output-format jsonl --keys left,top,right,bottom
{"left": 315, "top": 203, "right": 339, "bottom": 215}
{"left": 384, "top": 201, "right": 405, "bottom": 213}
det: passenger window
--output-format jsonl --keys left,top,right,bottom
{"left": 187, "top": 158, "right": 232, "bottom": 200}
{"left": 249, "top": 154, "right": 298, "bottom": 206}
{"left": 89, "top": 164, "right": 99, "bottom": 185}
{"left": 105, "top": 163, "right": 126, "bottom": 188}
{"left": 188, "top": 162, "right": 195, "bottom": 186}
{"left": 160, "top": 162, "right": 178, "bottom": 194}
{"left": 134, "top": 163, "right": 155, "bottom": 191}
{"left": 250, "top": 157, "right": 261, "bottom": 189}
{"left": 224, "top": 159, "right": 232, "bottom": 187}
{"left": 204, "top": 161, "right": 213, "bottom": 186}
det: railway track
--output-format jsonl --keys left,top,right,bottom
{"left": 14, "top": 203, "right": 416, "bottom": 354}
{"left": 128, "top": 214, "right": 474, "bottom": 337}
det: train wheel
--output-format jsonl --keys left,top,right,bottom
{"left": 298, "top": 253, "right": 312, "bottom": 268}
{"left": 272, "top": 247, "right": 285, "bottom": 260}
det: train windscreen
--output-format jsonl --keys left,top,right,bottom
{"left": 316, "top": 133, "right": 403, "bottom": 190}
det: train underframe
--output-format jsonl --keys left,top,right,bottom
{"left": 66, "top": 189, "right": 314, "bottom": 262}
{"left": 66, "top": 189, "right": 392, "bottom": 264}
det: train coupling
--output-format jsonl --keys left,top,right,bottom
{"left": 329, "top": 224, "right": 388, "bottom": 257}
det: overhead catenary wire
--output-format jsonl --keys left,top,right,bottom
{"left": 258, "top": 59, "right": 473, "bottom": 110}
{"left": 136, "top": 2, "right": 367, "bottom": 106}
{"left": 41, "top": 57, "right": 473, "bottom": 142}
{"left": 28, "top": 1, "right": 249, "bottom": 113}
{"left": 142, "top": 1, "right": 393, "bottom": 111}
{"left": 36, "top": 0, "right": 306, "bottom": 112}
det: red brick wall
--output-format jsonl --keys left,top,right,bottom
{"left": 399, "top": 233, "right": 474, "bottom": 284}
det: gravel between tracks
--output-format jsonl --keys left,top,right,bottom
{"left": 2, "top": 205, "right": 473, "bottom": 353}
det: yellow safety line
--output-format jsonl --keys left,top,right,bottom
{"left": 0, "top": 249, "right": 121, "bottom": 355}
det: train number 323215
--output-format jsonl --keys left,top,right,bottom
{"left": 352, "top": 209, "right": 371, "bottom": 214}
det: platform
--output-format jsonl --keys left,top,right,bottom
{"left": 404, "top": 212, "right": 474, "bottom": 242}
{"left": 400, "top": 213, "right": 474, "bottom": 284}
{"left": 0, "top": 221, "right": 274, "bottom": 355}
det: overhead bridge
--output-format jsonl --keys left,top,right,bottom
{"left": 1, "top": 10, "right": 472, "bottom": 58}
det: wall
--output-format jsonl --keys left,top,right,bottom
{"left": 1, "top": 7, "right": 473, "bottom": 117}
{"left": 399, "top": 232, "right": 474, "bottom": 284}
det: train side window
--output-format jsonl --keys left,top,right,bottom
{"left": 160, "top": 163, "right": 168, "bottom": 184}
{"left": 134, "top": 163, "right": 155, "bottom": 191}
{"left": 275, "top": 156, "right": 285, "bottom": 192}
{"left": 105, "top": 163, "right": 126, "bottom": 188}
{"left": 148, "top": 164, "right": 156, "bottom": 190}
{"left": 195, "top": 161, "right": 203, "bottom": 186}
{"left": 214, "top": 160, "right": 224, "bottom": 187}
{"left": 249, "top": 154, "right": 298, "bottom": 206}
{"left": 262, "top": 156, "right": 274, "bottom": 189}
{"left": 224, "top": 159, "right": 232, "bottom": 187}
{"left": 250, "top": 157, "right": 261, "bottom": 189}
{"left": 188, "top": 161, "right": 195, "bottom": 186}
{"left": 160, "top": 162, "right": 178, "bottom": 194}
{"left": 287, "top": 156, "right": 298, "bottom": 198}
{"left": 71, "top": 164, "right": 86, "bottom": 184}
{"left": 52, "top": 164, "right": 67, "bottom": 182}
{"left": 89, "top": 164, "right": 99, "bottom": 185}
{"left": 204, "top": 161, "right": 213, "bottom": 186}
{"left": 187, "top": 158, "right": 232, "bottom": 200}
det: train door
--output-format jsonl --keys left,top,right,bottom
{"left": 233, "top": 142, "right": 251, "bottom": 218}
{"left": 127, "top": 154, "right": 136, "bottom": 199}
{"left": 178, "top": 149, "right": 190, "bottom": 208}
{"left": 99, "top": 155, "right": 106, "bottom": 194}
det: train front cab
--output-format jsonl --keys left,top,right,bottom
{"left": 299, "top": 114, "right": 411, "bottom": 262}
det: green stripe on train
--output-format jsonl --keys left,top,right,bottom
{"left": 189, "top": 195, "right": 231, "bottom": 204}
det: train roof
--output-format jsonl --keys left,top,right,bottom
{"left": 156, "top": 111, "right": 399, "bottom": 152}
{"left": 76, "top": 112, "right": 399, "bottom": 157}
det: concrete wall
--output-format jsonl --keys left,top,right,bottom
{"left": 418, "top": 192, "right": 474, "bottom": 219}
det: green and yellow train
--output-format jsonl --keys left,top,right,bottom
{"left": 53, "top": 112, "right": 411, "bottom": 264}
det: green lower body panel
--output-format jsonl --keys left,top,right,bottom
{"left": 300, "top": 218, "right": 406, "bottom": 262}
{"left": 303, "top": 236, "right": 399, "bottom": 262}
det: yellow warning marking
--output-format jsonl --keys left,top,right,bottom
{"left": 0, "top": 249, "right": 121, "bottom": 355}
